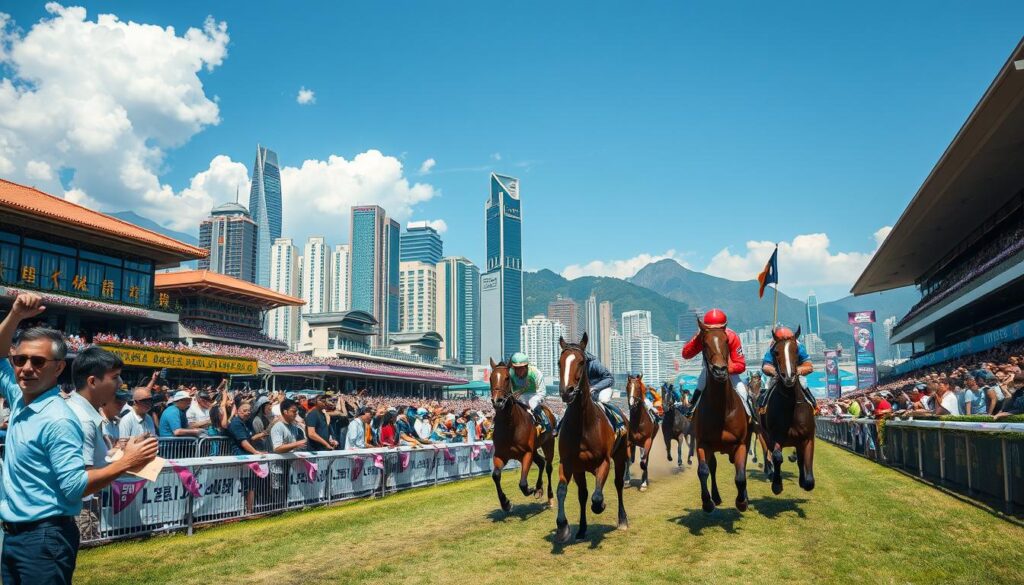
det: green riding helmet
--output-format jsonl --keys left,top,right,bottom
{"left": 510, "top": 352, "right": 530, "bottom": 367}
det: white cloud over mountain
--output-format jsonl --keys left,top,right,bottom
{"left": 561, "top": 250, "right": 692, "bottom": 280}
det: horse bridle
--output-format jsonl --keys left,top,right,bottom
{"left": 561, "top": 348, "right": 587, "bottom": 404}
{"left": 701, "top": 330, "right": 729, "bottom": 382}
{"left": 491, "top": 367, "right": 519, "bottom": 411}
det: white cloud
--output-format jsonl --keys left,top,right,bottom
{"left": 418, "top": 158, "right": 435, "bottom": 174}
{"left": 704, "top": 229, "right": 890, "bottom": 291}
{"left": 0, "top": 4, "right": 229, "bottom": 230}
{"left": 296, "top": 86, "right": 315, "bottom": 105}
{"left": 425, "top": 219, "right": 447, "bottom": 234}
{"left": 490, "top": 152, "right": 502, "bottom": 161}
{"left": 561, "top": 249, "right": 691, "bottom": 280}
{"left": 873, "top": 225, "right": 892, "bottom": 247}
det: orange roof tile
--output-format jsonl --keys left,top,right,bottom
{"left": 155, "top": 270, "right": 305, "bottom": 308}
{"left": 0, "top": 178, "right": 207, "bottom": 260}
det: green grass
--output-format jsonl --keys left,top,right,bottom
{"left": 76, "top": 442, "right": 1024, "bottom": 585}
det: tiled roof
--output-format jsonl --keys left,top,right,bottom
{"left": 155, "top": 270, "right": 305, "bottom": 308}
{"left": 0, "top": 178, "right": 207, "bottom": 259}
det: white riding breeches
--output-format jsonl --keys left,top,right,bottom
{"left": 528, "top": 394, "right": 545, "bottom": 410}
{"left": 597, "top": 388, "right": 614, "bottom": 404}
{"left": 644, "top": 398, "right": 654, "bottom": 411}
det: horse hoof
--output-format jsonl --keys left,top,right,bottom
{"left": 519, "top": 484, "right": 532, "bottom": 497}
{"left": 736, "top": 500, "right": 748, "bottom": 512}
{"left": 788, "top": 453, "right": 798, "bottom": 463}
{"left": 547, "top": 499, "right": 554, "bottom": 508}
{"left": 771, "top": 482, "right": 783, "bottom": 495}
{"left": 677, "top": 462, "right": 683, "bottom": 469}
{"left": 500, "top": 499, "right": 512, "bottom": 513}
{"left": 667, "top": 455, "right": 672, "bottom": 461}
{"left": 534, "top": 488, "right": 544, "bottom": 499}
{"left": 702, "top": 500, "right": 715, "bottom": 514}
{"left": 712, "top": 494, "right": 723, "bottom": 506}
{"left": 617, "top": 522, "right": 629, "bottom": 531}
{"left": 639, "top": 484, "right": 647, "bottom": 492}
{"left": 575, "top": 529, "right": 588, "bottom": 541}
{"left": 555, "top": 524, "right": 571, "bottom": 544}
{"left": 592, "top": 502, "right": 606, "bottom": 515}
{"left": 803, "top": 479, "right": 815, "bottom": 492}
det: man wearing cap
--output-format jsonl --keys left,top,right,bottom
{"left": 100, "top": 389, "right": 131, "bottom": 449}
{"left": 119, "top": 387, "right": 157, "bottom": 439}
{"left": 507, "top": 352, "right": 554, "bottom": 436}
{"left": 414, "top": 407, "right": 432, "bottom": 441}
{"left": 759, "top": 325, "right": 816, "bottom": 410}
{"left": 159, "top": 390, "right": 202, "bottom": 438}
{"left": 682, "top": 308, "right": 749, "bottom": 417}
{"left": 187, "top": 382, "right": 221, "bottom": 431}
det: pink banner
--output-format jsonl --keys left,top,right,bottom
{"left": 399, "top": 451, "right": 411, "bottom": 471}
{"left": 301, "top": 458, "right": 318, "bottom": 482}
{"left": 351, "top": 456, "right": 365, "bottom": 481}
{"left": 443, "top": 447, "right": 456, "bottom": 463}
{"left": 247, "top": 461, "right": 269, "bottom": 478}
{"left": 111, "top": 478, "right": 148, "bottom": 514}
{"left": 171, "top": 463, "right": 202, "bottom": 498}
{"left": 471, "top": 445, "right": 482, "bottom": 459}
{"left": 373, "top": 454, "right": 384, "bottom": 469}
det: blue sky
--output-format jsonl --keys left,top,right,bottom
{"left": 2, "top": 2, "right": 1022, "bottom": 301}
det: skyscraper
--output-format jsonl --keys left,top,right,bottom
{"left": 399, "top": 261, "right": 437, "bottom": 333}
{"left": 806, "top": 292, "right": 820, "bottom": 335}
{"left": 598, "top": 301, "right": 614, "bottom": 366}
{"left": 400, "top": 222, "right": 443, "bottom": 265}
{"left": 330, "top": 244, "right": 350, "bottom": 313}
{"left": 436, "top": 256, "right": 480, "bottom": 365}
{"left": 248, "top": 145, "right": 282, "bottom": 288}
{"left": 267, "top": 238, "right": 300, "bottom": 347}
{"left": 520, "top": 315, "right": 566, "bottom": 383}
{"left": 621, "top": 309, "right": 653, "bottom": 371}
{"left": 301, "top": 237, "right": 331, "bottom": 314}
{"left": 198, "top": 202, "right": 258, "bottom": 282}
{"left": 350, "top": 205, "right": 400, "bottom": 345}
{"left": 481, "top": 173, "right": 523, "bottom": 362}
{"left": 585, "top": 294, "right": 600, "bottom": 356}
{"left": 609, "top": 329, "right": 627, "bottom": 375}
{"left": 629, "top": 333, "right": 662, "bottom": 380}
{"left": 547, "top": 295, "right": 583, "bottom": 343}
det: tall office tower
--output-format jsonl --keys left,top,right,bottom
{"left": 584, "top": 293, "right": 601, "bottom": 354}
{"left": 806, "top": 291, "right": 820, "bottom": 335}
{"left": 629, "top": 333, "right": 662, "bottom": 380}
{"left": 399, "top": 261, "right": 437, "bottom": 333}
{"left": 609, "top": 329, "right": 627, "bottom": 375}
{"left": 520, "top": 315, "right": 566, "bottom": 383}
{"left": 248, "top": 145, "right": 282, "bottom": 287}
{"left": 198, "top": 202, "right": 258, "bottom": 282}
{"left": 659, "top": 339, "right": 686, "bottom": 382}
{"left": 677, "top": 309, "right": 702, "bottom": 342}
{"left": 598, "top": 300, "right": 614, "bottom": 366}
{"left": 350, "top": 205, "right": 400, "bottom": 346}
{"left": 330, "top": 244, "right": 350, "bottom": 313}
{"left": 621, "top": 309, "right": 653, "bottom": 371}
{"left": 267, "top": 238, "right": 300, "bottom": 347}
{"left": 300, "top": 237, "right": 331, "bottom": 315}
{"left": 481, "top": 173, "right": 523, "bottom": 362}
{"left": 400, "top": 221, "right": 443, "bottom": 265}
{"left": 436, "top": 256, "right": 481, "bottom": 364}
{"left": 547, "top": 295, "right": 583, "bottom": 343}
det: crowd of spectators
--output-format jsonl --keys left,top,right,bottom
{"left": 180, "top": 319, "right": 287, "bottom": 347}
{"left": 899, "top": 223, "right": 1024, "bottom": 327}
{"left": 2, "top": 286, "right": 151, "bottom": 317}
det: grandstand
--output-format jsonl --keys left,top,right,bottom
{"left": 854, "top": 38, "right": 1024, "bottom": 377}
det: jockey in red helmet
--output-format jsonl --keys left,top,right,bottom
{"left": 681, "top": 309, "right": 752, "bottom": 417}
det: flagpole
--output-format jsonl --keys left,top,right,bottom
{"left": 772, "top": 283, "right": 779, "bottom": 329}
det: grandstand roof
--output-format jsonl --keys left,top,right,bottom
{"left": 0, "top": 178, "right": 207, "bottom": 267}
{"left": 155, "top": 270, "right": 305, "bottom": 309}
{"left": 853, "top": 37, "right": 1024, "bottom": 295}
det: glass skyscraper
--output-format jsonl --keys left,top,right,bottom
{"left": 198, "top": 202, "right": 257, "bottom": 282}
{"left": 248, "top": 145, "right": 282, "bottom": 288}
{"left": 481, "top": 173, "right": 523, "bottom": 362}
{"left": 400, "top": 221, "right": 443, "bottom": 265}
{"left": 350, "top": 205, "right": 400, "bottom": 346}
{"left": 436, "top": 256, "right": 480, "bottom": 364}
{"left": 806, "top": 291, "right": 820, "bottom": 335}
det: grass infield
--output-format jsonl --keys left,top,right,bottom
{"left": 77, "top": 442, "right": 1023, "bottom": 585}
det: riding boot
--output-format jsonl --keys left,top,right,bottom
{"left": 685, "top": 390, "right": 702, "bottom": 418}
{"left": 533, "top": 404, "right": 551, "bottom": 436}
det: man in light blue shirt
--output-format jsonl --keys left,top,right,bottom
{"left": 0, "top": 293, "right": 158, "bottom": 584}
{"left": 345, "top": 407, "right": 372, "bottom": 449}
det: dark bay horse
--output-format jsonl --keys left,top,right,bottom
{"left": 489, "top": 358, "right": 557, "bottom": 513}
{"left": 692, "top": 319, "right": 751, "bottom": 513}
{"left": 554, "top": 333, "right": 629, "bottom": 543}
{"left": 662, "top": 388, "right": 693, "bottom": 468}
{"left": 759, "top": 328, "right": 816, "bottom": 495}
{"left": 747, "top": 372, "right": 771, "bottom": 475}
{"left": 625, "top": 374, "right": 659, "bottom": 491}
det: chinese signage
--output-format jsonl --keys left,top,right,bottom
{"left": 824, "top": 349, "right": 841, "bottom": 399}
{"left": 847, "top": 311, "right": 877, "bottom": 390}
{"left": 99, "top": 344, "right": 258, "bottom": 375}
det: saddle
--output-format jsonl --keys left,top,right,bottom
{"left": 517, "top": 401, "right": 550, "bottom": 437}
{"left": 601, "top": 403, "right": 628, "bottom": 440}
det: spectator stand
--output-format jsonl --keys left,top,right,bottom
{"left": 817, "top": 416, "right": 1024, "bottom": 514}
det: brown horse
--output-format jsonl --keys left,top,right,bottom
{"left": 489, "top": 358, "right": 557, "bottom": 513}
{"left": 554, "top": 333, "right": 629, "bottom": 543}
{"left": 747, "top": 372, "right": 771, "bottom": 474}
{"left": 662, "top": 388, "right": 693, "bottom": 468}
{"left": 625, "top": 374, "right": 659, "bottom": 491}
{"left": 692, "top": 319, "right": 751, "bottom": 513}
{"left": 758, "top": 328, "right": 816, "bottom": 495}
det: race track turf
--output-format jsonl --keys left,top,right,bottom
{"left": 77, "top": 441, "right": 1024, "bottom": 585}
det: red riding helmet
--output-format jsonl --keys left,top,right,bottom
{"left": 774, "top": 326, "right": 794, "bottom": 338}
{"left": 703, "top": 309, "right": 728, "bottom": 327}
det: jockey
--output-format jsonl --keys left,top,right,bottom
{"left": 681, "top": 308, "right": 752, "bottom": 417}
{"left": 508, "top": 352, "right": 552, "bottom": 435}
{"left": 645, "top": 384, "right": 663, "bottom": 422}
{"left": 759, "top": 326, "right": 816, "bottom": 408}
{"left": 556, "top": 351, "right": 626, "bottom": 432}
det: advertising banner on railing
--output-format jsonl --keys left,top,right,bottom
{"left": 824, "top": 350, "right": 841, "bottom": 399}
{"left": 848, "top": 311, "right": 877, "bottom": 390}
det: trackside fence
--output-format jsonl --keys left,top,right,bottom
{"left": 816, "top": 417, "right": 1024, "bottom": 514}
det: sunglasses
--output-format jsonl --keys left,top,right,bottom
{"left": 10, "top": 355, "right": 59, "bottom": 369}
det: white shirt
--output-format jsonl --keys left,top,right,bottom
{"left": 939, "top": 392, "right": 961, "bottom": 416}
{"left": 65, "top": 391, "right": 107, "bottom": 469}
{"left": 119, "top": 408, "right": 157, "bottom": 438}
{"left": 345, "top": 418, "right": 366, "bottom": 449}
{"left": 187, "top": 401, "right": 211, "bottom": 427}
{"left": 414, "top": 418, "right": 432, "bottom": 440}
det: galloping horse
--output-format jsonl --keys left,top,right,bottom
{"left": 759, "top": 328, "right": 816, "bottom": 495}
{"left": 489, "top": 358, "right": 557, "bottom": 513}
{"left": 554, "top": 333, "right": 629, "bottom": 543}
{"left": 692, "top": 319, "right": 751, "bottom": 513}
{"left": 625, "top": 374, "right": 659, "bottom": 491}
{"left": 662, "top": 388, "right": 693, "bottom": 468}
{"left": 747, "top": 372, "right": 771, "bottom": 475}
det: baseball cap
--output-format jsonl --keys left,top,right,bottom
{"left": 169, "top": 390, "right": 190, "bottom": 402}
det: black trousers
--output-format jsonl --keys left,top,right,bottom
{"left": 2, "top": 515, "right": 79, "bottom": 585}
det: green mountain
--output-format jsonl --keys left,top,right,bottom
{"left": 523, "top": 269, "right": 688, "bottom": 340}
